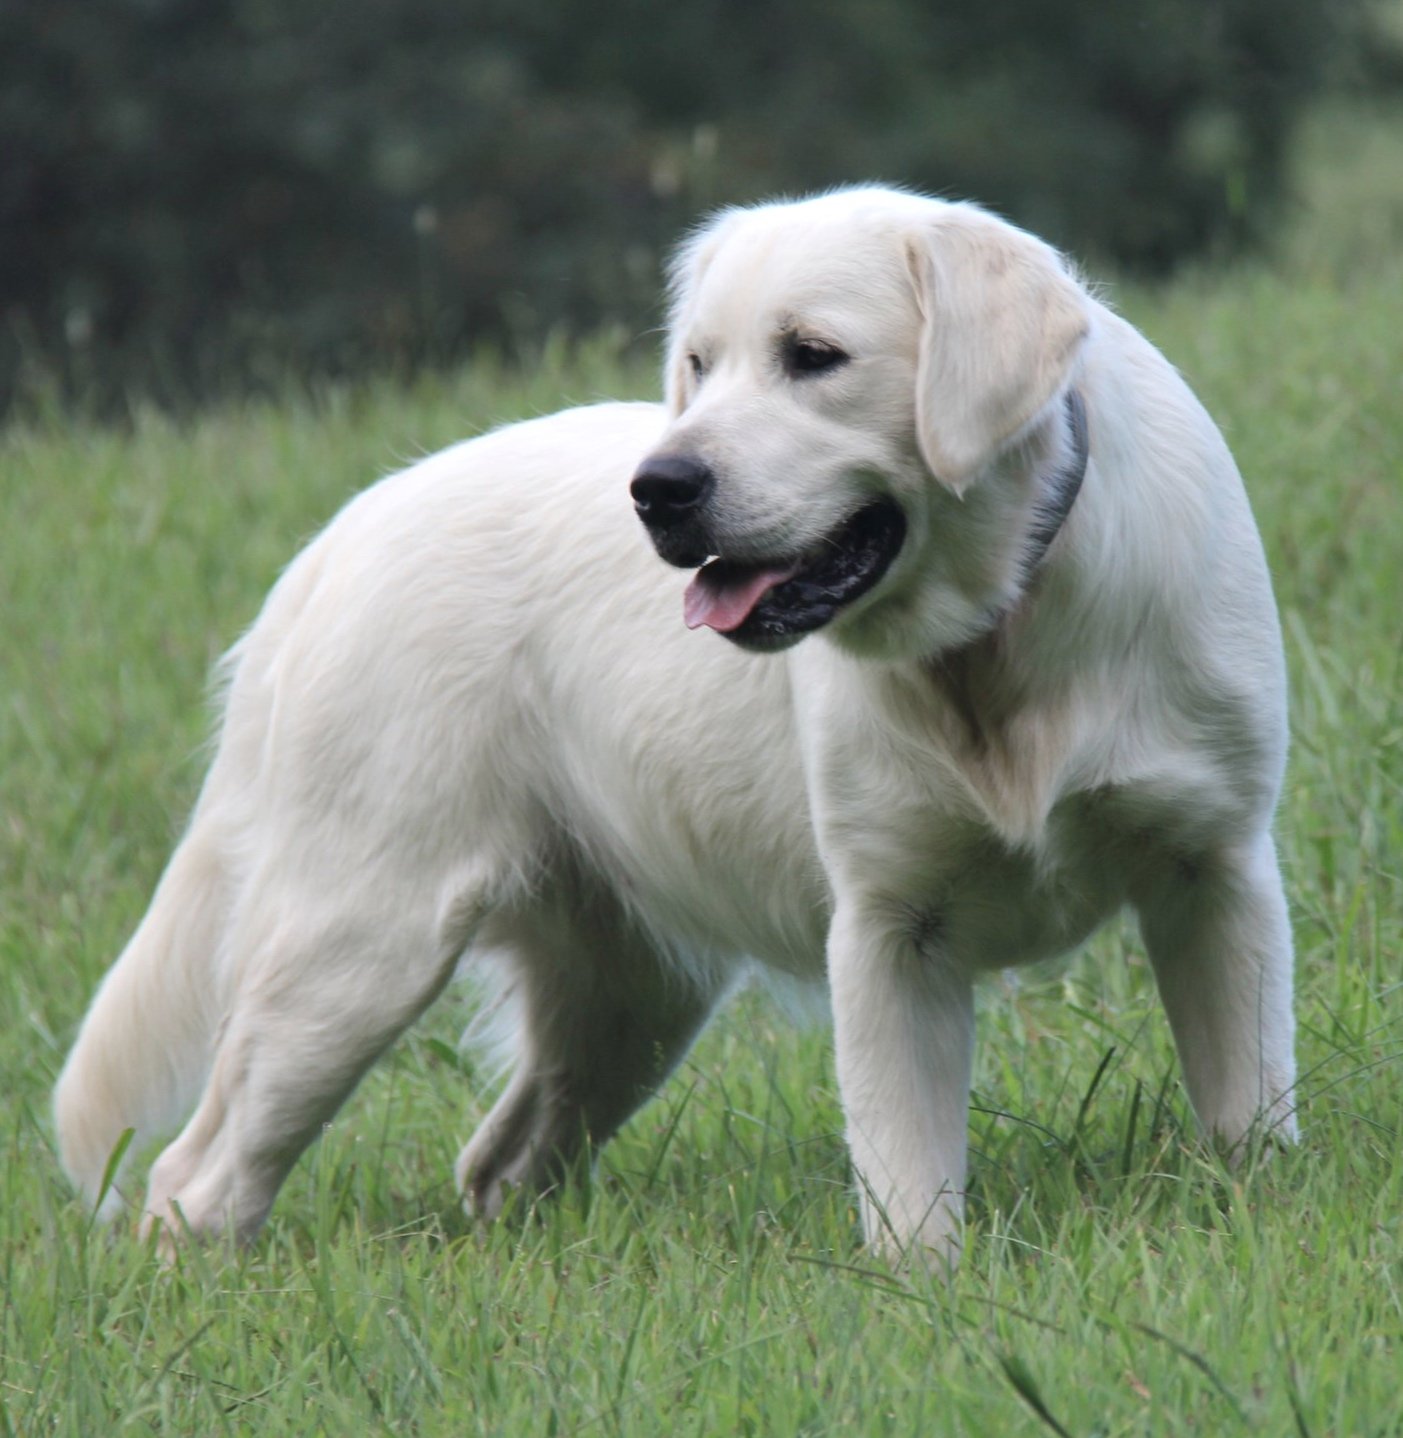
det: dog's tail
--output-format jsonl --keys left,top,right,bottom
{"left": 53, "top": 825, "right": 231, "bottom": 1216}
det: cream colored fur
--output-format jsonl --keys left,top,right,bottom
{"left": 54, "top": 187, "right": 1296, "bottom": 1261}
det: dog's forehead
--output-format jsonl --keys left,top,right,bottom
{"left": 686, "top": 207, "right": 916, "bottom": 346}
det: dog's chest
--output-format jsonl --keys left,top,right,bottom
{"left": 912, "top": 803, "right": 1130, "bottom": 969}
{"left": 812, "top": 670, "right": 1142, "bottom": 969}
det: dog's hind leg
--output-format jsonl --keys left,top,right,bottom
{"left": 139, "top": 854, "right": 504, "bottom": 1245}
{"left": 1135, "top": 832, "right": 1298, "bottom": 1150}
{"left": 456, "top": 901, "right": 725, "bottom": 1218}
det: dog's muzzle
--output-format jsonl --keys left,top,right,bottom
{"left": 631, "top": 449, "right": 906, "bottom": 652}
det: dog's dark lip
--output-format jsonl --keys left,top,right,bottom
{"left": 711, "top": 499, "right": 906, "bottom": 650}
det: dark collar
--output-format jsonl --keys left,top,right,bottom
{"left": 926, "top": 391, "right": 1090, "bottom": 700}
{"left": 1024, "top": 389, "right": 1088, "bottom": 569}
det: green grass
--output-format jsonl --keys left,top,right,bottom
{"left": 4, "top": 246, "right": 1402, "bottom": 1432}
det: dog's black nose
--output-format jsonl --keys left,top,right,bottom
{"left": 630, "top": 454, "right": 713, "bottom": 527}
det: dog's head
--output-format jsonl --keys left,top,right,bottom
{"left": 631, "top": 186, "right": 1091, "bottom": 658}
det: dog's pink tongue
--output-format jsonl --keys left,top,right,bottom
{"left": 684, "top": 561, "right": 799, "bottom": 632}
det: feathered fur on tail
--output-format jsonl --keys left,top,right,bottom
{"left": 53, "top": 827, "right": 230, "bottom": 1216}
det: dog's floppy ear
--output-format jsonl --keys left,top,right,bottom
{"left": 662, "top": 209, "right": 739, "bottom": 416}
{"left": 905, "top": 207, "right": 1090, "bottom": 493}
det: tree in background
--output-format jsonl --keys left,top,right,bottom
{"left": 0, "top": 0, "right": 1376, "bottom": 412}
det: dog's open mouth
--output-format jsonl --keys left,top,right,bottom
{"left": 683, "top": 500, "right": 905, "bottom": 649}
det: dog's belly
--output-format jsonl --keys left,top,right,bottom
{"left": 546, "top": 698, "right": 1129, "bottom": 982}
{"left": 567, "top": 783, "right": 1129, "bottom": 981}
{"left": 542, "top": 674, "right": 834, "bottom": 979}
{"left": 593, "top": 823, "right": 832, "bottom": 980}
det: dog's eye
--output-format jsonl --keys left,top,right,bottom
{"left": 784, "top": 337, "right": 850, "bottom": 378}
{"left": 687, "top": 352, "right": 705, "bottom": 381}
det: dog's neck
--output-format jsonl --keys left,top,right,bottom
{"left": 1023, "top": 389, "right": 1088, "bottom": 572}
{"left": 922, "top": 390, "right": 1090, "bottom": 750}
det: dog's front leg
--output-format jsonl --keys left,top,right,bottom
{"left": 827, "top": 896, "right": 973, "bottom": 1267}
{"left": 1135, "top": 831, "right": 1298, "bottom": 1151}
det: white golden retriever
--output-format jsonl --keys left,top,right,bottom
{"left": 55, "top": 187, "right": 1297, "bottom": 1260}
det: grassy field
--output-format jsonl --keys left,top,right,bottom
{"left": 4, "top": 162, "right": 1402, "bottom": 1433}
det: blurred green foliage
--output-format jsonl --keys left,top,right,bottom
{"left": 0, "top": 0, "right": 1385, "bottom": 413}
